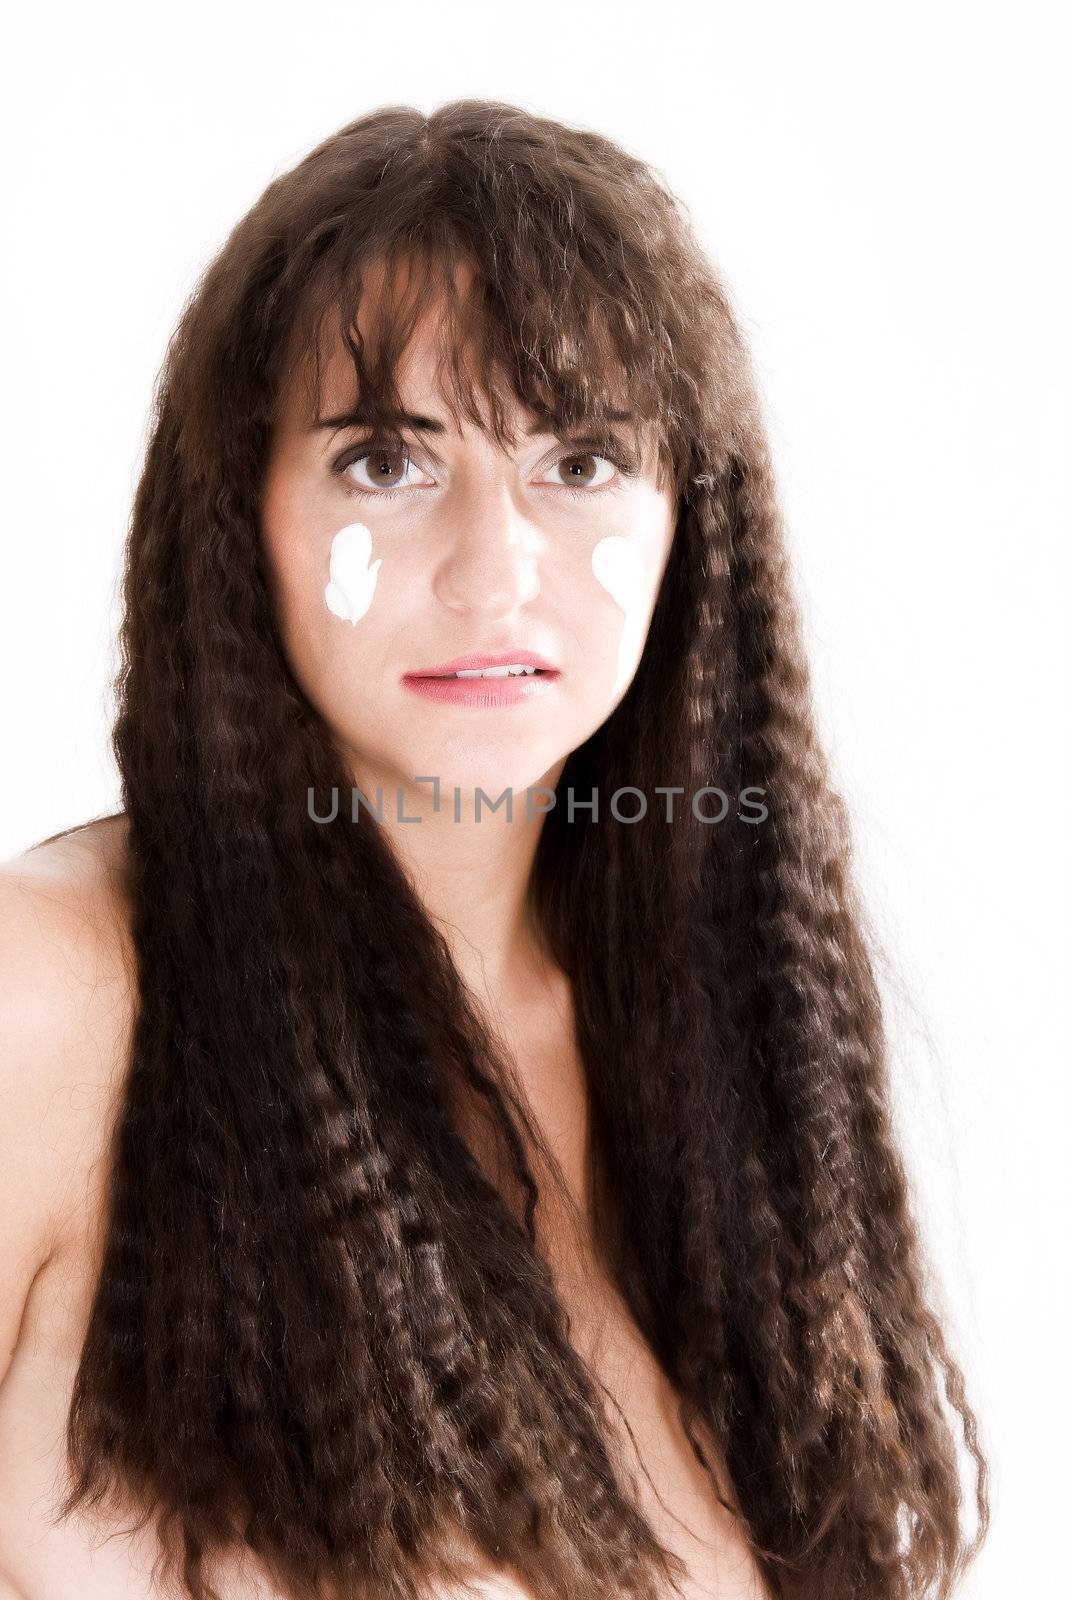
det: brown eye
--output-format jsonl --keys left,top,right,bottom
{"left": 359, "top": 443, "right": 409, "bottom": 488}
{"left": 332, "top": 436, "right": 431, "bottom": 497}
{"left": 558, "top": 452, "right": 600, "bottom": 485}
{"left": 548, "top": 449, "right": 624, "bottom": 494}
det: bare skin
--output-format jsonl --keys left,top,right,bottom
{"left": 0, "top": 816, "right": 773, "bottom": 1600}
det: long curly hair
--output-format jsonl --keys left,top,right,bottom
{"left": 52, "top": 99, "right": 989, "bottom": 1600}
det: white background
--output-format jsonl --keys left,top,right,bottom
{"left": 1, "top": 3, "right": 1063, "bottom": 1592}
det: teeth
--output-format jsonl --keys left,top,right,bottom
{"left": 446, "top": 665, "right": 541, "bottom": 678}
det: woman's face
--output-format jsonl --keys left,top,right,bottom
{"left": 260, "top": 290, "right": 677, "bottom": 809}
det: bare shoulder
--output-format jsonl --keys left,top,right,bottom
{"left": 0, "top": 812, "right": 136, "bottom": 1046}
{"left": 0, "top": 813, "right": 137, "bottom": 1280}
{"left": 2, "top": 810, "right": 133, "bottom": 913}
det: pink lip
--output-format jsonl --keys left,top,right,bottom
{"left": 404, "top": 649, "right": 560, "bottom": 677}
{"left": 401, "top": 671, "right": 558, "bottom": 707}
{"left": 401, "top": 651, "right": 561, "bottom": 708}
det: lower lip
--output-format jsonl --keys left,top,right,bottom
{"left": 401, "top": 671, "right": 560, "bottom": 706}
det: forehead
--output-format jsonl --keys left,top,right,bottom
{"left": 310, "top": 317, "right": 520, "bottom": 431}
{"left": 278, "top": 250, "right": 636, "bottom": 445}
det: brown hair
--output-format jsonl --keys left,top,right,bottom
{"left": 52, "top": 99, "right": 989, "bottom": 1600}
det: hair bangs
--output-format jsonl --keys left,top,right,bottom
{"left": 281, "top": 213, "right": 682, "bottom": 497}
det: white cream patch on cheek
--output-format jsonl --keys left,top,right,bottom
{"left": 591, "top": 535, "right": 645, "bottom": 698}
{"left": 324, "top": 522, "right": 382, "bottom": 624}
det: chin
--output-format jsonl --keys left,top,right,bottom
{"left": 381, "top": 741, "right": 564, "bottom": 818}
{"left": 424, "top": 761, "right": 562, "bottom": 815}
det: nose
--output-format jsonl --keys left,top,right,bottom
{"left": 432, "top": 477, "right": 542, "bottom": 617}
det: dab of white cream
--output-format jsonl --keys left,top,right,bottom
{"left": 324, "top": 522, "right": 382, "bottom": 624}
{"left": 591, "top": 535, "right": 644, "bottom": 699}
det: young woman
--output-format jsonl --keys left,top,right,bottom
{"left": 0, "top": 100, "right": 989, "bottom": 1600}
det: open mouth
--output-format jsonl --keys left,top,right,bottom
{"left": 401, "top": 663, "right": 560, "bottom": 704}
{"left": 419, "top": 666, "right": 550, "bottom": 680}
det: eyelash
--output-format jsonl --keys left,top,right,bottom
{"left": 328, "top": 436, "right": 638, "bottom": 501}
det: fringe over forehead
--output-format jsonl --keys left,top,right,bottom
{"left": 268, "top": 107, "right": 718, "bottom": 503}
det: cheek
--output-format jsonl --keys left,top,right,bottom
{"left": 323, "top": 522, "right": 383, "bottom": 625}
{"left": 590, "top": 534, "right": 648, "bottom": 695}
{"left": 591, "top": 535, "right": 643, "bottom": 614}
{"left": 266, "top": 520, "right": 391, "bottom": 743}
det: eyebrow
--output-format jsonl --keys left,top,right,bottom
{"left": 312, "top": 404, "right": 634, "bottom": 437}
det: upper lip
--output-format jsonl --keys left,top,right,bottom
{"left": 405, "top": 650, "right": 561, "bottom": 678}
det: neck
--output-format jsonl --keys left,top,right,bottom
{"left": 346, "top": 752, "right": 566, "bottom": 1022}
